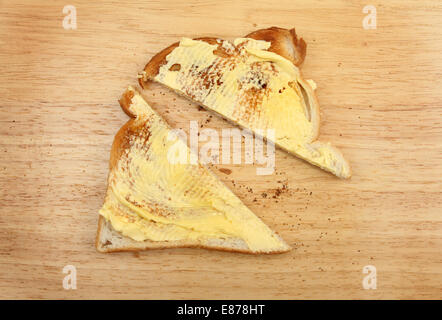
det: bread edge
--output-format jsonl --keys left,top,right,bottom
{"left": 96, "top": 214, "right": 290, "bottom": 255}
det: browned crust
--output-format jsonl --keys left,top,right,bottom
{"left": 108, "top": 119, "right": 133, "bottom": 171}
{"left": 140, "top": 42, "right": 180, "bottom": 87}
{"left": 94, "top": 214, "right": 104, "bottom": 251}
{"left": 140, "top": 27, "right": 307, "bottom": 84}
{"left": 246, "top": 26, "right": 307, "bottom": 66}
{"left": 139, "top": 37, "right": 221, "bottom": 88}
{"left": 119, "top": 89, "right": 136, "bottom": 118}
{"left": 110, "top": 89, "right": 148, "bottom": 170}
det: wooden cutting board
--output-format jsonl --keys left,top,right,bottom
{"left": 1, "top": 0, "right": 441, "bottom": 299}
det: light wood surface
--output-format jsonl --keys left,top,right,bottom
{"left": 0, "top": 0, "right": 441, "bottom": 299}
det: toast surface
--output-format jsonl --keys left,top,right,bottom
{"left": 96, "top": 87, "right": 290, "bottom": 254}
{"left": 139, "top": 27, "right": 351, "bottom": 178}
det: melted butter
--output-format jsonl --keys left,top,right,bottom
{"left": 99, "top": 88, "right": 289, "bottom": 252}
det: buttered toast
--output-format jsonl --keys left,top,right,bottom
{"left": 139, "top": 27, "right": 351, "bottom": 178}
{"left": 96, "top": 87, "right": 290, "bottom": 254}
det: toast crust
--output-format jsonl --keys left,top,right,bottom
{"left": 245, "top": 27, "right": 307, "bottom": 67}
{"left": 139, "top": 28, "right": 307, "bottom": 81}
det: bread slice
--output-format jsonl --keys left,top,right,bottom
{"left": 139, "top": 27, "right": 351, "bottom": 178}
{"left": 96, "top": 86, "right": 290, "bottom": 254}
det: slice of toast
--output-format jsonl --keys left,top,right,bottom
{"left": 96, "top": 86, "right": 290, "bottom": 254}
{"left": 139, "top": 27, "right": 351, "bottom": 178}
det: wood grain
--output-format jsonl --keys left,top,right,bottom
{"left": 0, "top": 0, "right": 441, "bottom": 299}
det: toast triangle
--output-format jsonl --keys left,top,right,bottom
{"left": 96, "top": 86, "right": 290, "bottom": 254}
{"left": 139, "top": 27, "right": 351, "bottom": 178}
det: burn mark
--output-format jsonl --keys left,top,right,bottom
{"left": 219, "top": 168, "right": 232, "bottom": 175}
{"left": 213, "top": 47, "right": 232, "bottom": 59}
{"left": 169, "top": 63, "right": 181, "bottom": 71}
{"left": 180, "top": 61, "right": 225, "bottom": 100}
{"left": 169, "top": 39, "right": 285, "bottom": 126}
{"left": 103, "top": 240, "right": 112, "bottom": 247}
{"left": 234, "top": 61, "right": 280, "bottom": 122}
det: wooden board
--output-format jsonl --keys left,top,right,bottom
{"left": 0, "top": 0, "right": 441, "bottom": 299}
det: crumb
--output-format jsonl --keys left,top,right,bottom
{"left": 219, "top": 168, "right": 232, "bottom": 175}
